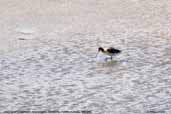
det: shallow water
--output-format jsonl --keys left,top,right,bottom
{"left": 1, "top": 0, "right": 171, "bottom": 114}
{"left": 1, "top": 30, "right": 171, "bottom": 114}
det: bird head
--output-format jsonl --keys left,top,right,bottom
{"left": 98, "top": 47, "right": 104, "bottom": 52}
{"left": 96, "top": 47, "right": 104, "bottom": 58}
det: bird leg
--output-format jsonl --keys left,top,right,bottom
{"left": 105, "top": 58, "right": 109, "bottom": 61}
{"left": 105, "top": 57, "right": 110, "bottom": 61}
{"left": 105, "top": 56, "right": 113, "bottom": 61}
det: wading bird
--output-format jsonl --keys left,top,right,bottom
{"left": 97, "top": 47, "right": 121, "bottom": 60}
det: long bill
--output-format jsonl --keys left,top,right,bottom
{"left": 95, "top": 51, "right": 99, "bottom": 58}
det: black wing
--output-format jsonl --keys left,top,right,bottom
{"left": 107, "top": 47, "right": 121, "bottom": 54}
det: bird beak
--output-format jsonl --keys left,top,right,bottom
{"left": 96, "top": 51, "right": 99, "bottom": 58}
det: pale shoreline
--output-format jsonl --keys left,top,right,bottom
{"left": 0, "top": 0, "right": 171, "bottom": 54}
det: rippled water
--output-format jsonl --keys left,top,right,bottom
{"left": 1, "top": 0, "right": 171, "bottom": 113}
{"left": 1, "top": 30, "right": 171, "bottom": 114}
